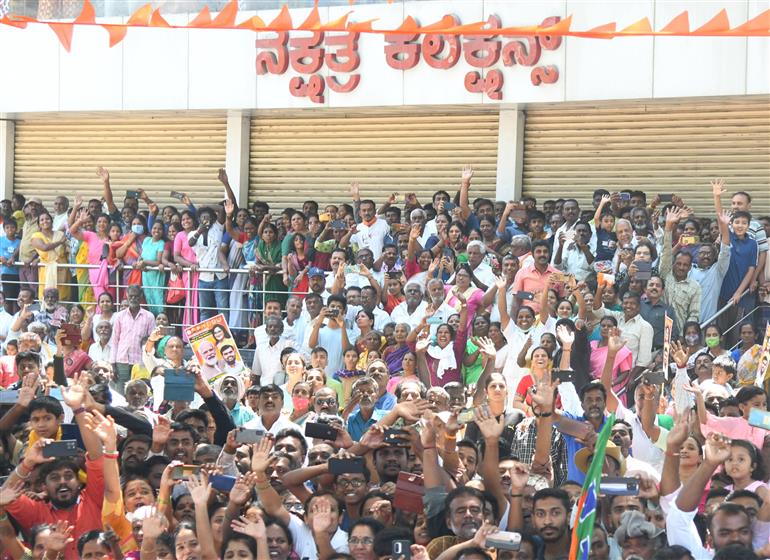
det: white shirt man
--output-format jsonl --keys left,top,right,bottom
{"left": 350, "top": 218, "right": 390, "bottom": 260}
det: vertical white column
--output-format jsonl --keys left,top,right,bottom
{"left": 225, "top": 110, "right": 251, "bottom": 208}
{"left": 495, "top": 108, "right": 525, "bottom": 202}
{"left": 0, "top": 120, "right": 14, "bottom": 201}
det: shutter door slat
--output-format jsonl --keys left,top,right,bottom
{"left": 523, "top": 98, "right": 770, "bottom": 215}
{"left": 14, "top": 117, "right": 228, "bottom": 208}
{"left": 248, "top": 112, "right": 499, "bottom": 210}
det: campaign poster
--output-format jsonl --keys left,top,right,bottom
{"left": 184, "top": 314, "right": 245, "bottom": 383}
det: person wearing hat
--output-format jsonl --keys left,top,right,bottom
{"left": 212, "top": 373, "right": 254, "bottom": 427}
{"left": 307, "top": 266, "right": 331, "bottom": 302}
{"left": 615, "top": 510, "right": 664, "bottom": 560}
{"left": 574, "top": 439, "right": 627, "bottom": 478}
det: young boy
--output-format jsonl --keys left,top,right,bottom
{"left": 27, "top": 395, "right": 65, "bottom": 446}
{"left": 720, "top": 211, "right": 758, "bottom": 334}
{"left": 592, "top": 195, "right": 617, "bottom": 269}
{"left": 0, "top": 219, "right": 21, "bottom": 312}
{"left": 699, "top": 354, "right": 736, "bottom": 396}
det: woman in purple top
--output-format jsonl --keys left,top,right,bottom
{"left": 413, "top": 287, "right": 468, "bottom": 387}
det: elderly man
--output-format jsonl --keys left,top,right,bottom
{"left": 660, "top": 209, "right": 702, "bottom": 331}
{"left": 252, "top": 316, "right": 290, "bottom": 386}
{"left": 615, "top": 511, "right": 664, "bottom": 560}
{"left": 213, "top": 374, "right": 255, "bottom": 426}
{"left": 110, "top": 284, "right": 155, "bottom": 394}
{"left": 465, "top": 240, "right": 496, "bottom": 290}
{"left": 88, "top": 320, "right": 113, "bottom": 362}
{"left": 390, "top": 282, "right": 428, "bottom": 329}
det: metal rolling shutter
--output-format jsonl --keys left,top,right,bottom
{"left": 523, "top": 98, "right": 770, "bottom": 215}
{"left": 14, "top": 116, "right": 228, "bottom": 209}
{"left": 248, "top": 111, "right": 499, "bottom": 211}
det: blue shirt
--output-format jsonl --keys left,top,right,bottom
{"left": 558, "top": 411, "right": 608, "bottom": 484}
{"left": 720, "top": 232, "right": 758, "bottom": 302}
{"left": 594, "top": 229, "right": 617, "bottom": 261}
{"left": 229, "top": 402, "right": 256, "bottom": 427}
{"left": 347, "top": 408, "right": 387, "bottom": 441}
{"left": 0, "top": 237, "right": 19, "bottom": 275}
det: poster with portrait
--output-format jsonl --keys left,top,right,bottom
{"left": 755, "top": 324, "right": 770, "bottom": 388}
{"left": 184, "top": 314, "right": 245, "bottom": 383}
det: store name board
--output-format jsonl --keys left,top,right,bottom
{"left": 255, "top": 15, "right": 562, "bottom": 104}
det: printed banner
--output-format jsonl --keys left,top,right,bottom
{"left": 184, "top": 313, "right": 245, "bottom": 383}
{"left": 662, "top": 313, "right": 674, "bottom": 373}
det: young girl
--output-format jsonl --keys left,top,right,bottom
{"left": 723, "top": 439, "right": 770, "bottom": 548}
{"left": 382, "top": 272, "right": 405, "bottom": 314}
{"left": 334, "top": 347, "right": 365, "bottom": 405}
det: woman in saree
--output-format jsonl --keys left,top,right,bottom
{"left": 589, "top": 315, "right": 633, "bottom": 404}
{"left": 254, "top": 222, "right": 286, "bottom": 309}
{"left": 139, "top": 221, "right": 167, "bottom": 315}
{"left": 223, "top": 201, "right": 253, "bottom": 337}
{"left": 30, "top": 211, "right": 69, "bottom": 301}
{"left": 70, "top": 203, "right": 112, "bottom": 302}
{"left": 115, "top": 215, "right": 148, "bottom": 287}
{"left": 173, "top": 210, "right": 200, "bottom": 331}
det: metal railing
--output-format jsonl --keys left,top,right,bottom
{"left": 3, "top": 261, "right": 301, "bottom": 336}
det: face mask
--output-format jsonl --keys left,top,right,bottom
{"left": 131, "top": 224, "right": 144, "bottom": 235}
{"left": 292, "top": 396, "right": 310, "bottom": 411}
{"left": 705, "top": 336, "right": 721, "bottom": 348}
{"left": 685, "top": 334, "right": 700, "bottom": 346}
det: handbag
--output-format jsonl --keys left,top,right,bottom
{"left": 166, "top": 272, "right": 185, "bottom": 304}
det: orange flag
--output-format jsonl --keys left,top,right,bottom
{"left": 299, "top": 5, "right": 321, "bottom": 29}
{"left": 103, "top": 24, "right": 127, "bottom": 47}
{"left": 347, "top": 18, "right": 377, "bottom": 31}
{"left": 730, "top": 8, "right": 770, "bottom": 34}
{"left": 211, "top": 0, "right": 239, "bottom": 28}
{"left": 0, "top": 16, "right": 30, "bottom": 28}
{"left": 396, "top": 15, "right": 419, "bottom": 32}
{"left": 74, "top": 0, "right": 95, "bottom": 24}
{"left": 236, "top": 15, "right": 266, "bottom": 30}
{"left": 620, "top": 17, "right": 652, "bottom": 34}
{"left": 540, "top": 14, "right": 572, "bottom": 34}
{"left": 269, "top": 5, "right": 293, "bottom": 30}
{"left": 320, "top": 12, "right": 351, "bottom": 31}
{"left": 694, "top": 9, "right": 730, "bottom": 34}
{"left": 661, "top": 11, "right": 689, "bottom": 34}
{"left": 127, "top": 3, "right": 152, "bottom": 26}
{"left": 49, "top": 22, "right": 74, "bottom": 51}
{"left": 149, "top": 9, "right": 170, "bottom": 28}
{"left": 580, "top": 22, "right": 617, "bottom": 38}
{"left": 189, "top": 6, "right": 212, "bottom": 27}
{"left": 420, "top": 14, "right": 456, "bottom": 32}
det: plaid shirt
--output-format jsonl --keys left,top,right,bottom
{"left": 510, "top": 416, "right": 568, "bottom": 487}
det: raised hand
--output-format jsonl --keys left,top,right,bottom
{"left": 703, "top": 433, "right": 731, "bottom": 467}
{"left": 475, "top": 336, "right": 497, "bottom": 359}
{"left": 670, "top": 340, "right": 688, "bottom": 368}
{"left": 471, "top": 521, "right": 499, "bottom": 547}
{"left": 556, "top": 325, "right": 575, "bottom": 349}
{"left": 359, "top": 424, "right": 386, "bottom": 450}
{"left": 250, "top": 433, "right": 275, "bottom": 474}
{"left": 474, "top": 405, "right": 505, "bottom": 440}
{"left": 186, "top": 472, "right": 211, "bottom": 505}
{"left": 606, "top": 327, "right": 626, "bottom": 354}
{"left": 230, "top": 472, "right": 259, "bottom": 506}
{"left": 18, "top": 373, "right": 39, "bottom": 408}
{"left": 494, "top": 275, "right": 507, "bottom": 290}
{"left": 509, "top": 461, "right": 530, "bottom": 493}
{"left": 141, "top": 508, "right": 168, "bottom": 539}
{"left": 61, "top": 371, "right": 90, "bottom": 410}
{"left": 152, "top": 415, "right": 172, "bottom": 450}
{"left": 218, "top": 168, "right": 229, "bottom": 185}
{"left": 349, "top": 181, "right": 360, "bottom": 200}
{"left": 96, "top": 167, "right": 110, "bottom": 182}
{"left": 711, "top": 178, "right": 726, "bottom": 198}
{"left": 415, "top": 330, "right": 431, "bottom": 353}
{"left": 232, "top": 513, "right": 267, "bottom": 539}
{"left": 461, "top": 164, "right": 474, "bottom": 184}
{"left": 23, "top": 439, "right": 55, "bottom": 467}
{"left": 40, "top": 520, "right": 74, "bottom": 553}
{"left": 224, "top": 199, "right": 235, "bottom": 217}
{"left": 310, "top": 499, "right": 334, "bottom": 534}
{"left": 395, "top": 398, "right": 430, "bottom": 422}
{"left": 0, "top": 480, "right": 24, "bottom": 507}
{"left": 83, "top": 410, "right": 117, "bottom": 449}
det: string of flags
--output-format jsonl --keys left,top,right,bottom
{"left": 0, "top": 0, "right": 768, "bottom": 53}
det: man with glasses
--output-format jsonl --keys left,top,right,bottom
{"left": 312, "top": 387, "right": 339, "bottom": 416}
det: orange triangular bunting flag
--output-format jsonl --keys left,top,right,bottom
{"left": 49, "top": 22, "right": 74, "bottom": 52}
{"left": 75, "top": 0, "right": 95, "bottom": 24}
{"left": 189, "top": 6, "right": 211, "bottom": 27}
{"left": 661, "top": 11, "right": 689, "bottom": 33}
{"left": 236, "top": 15, "right": 265, "bottom": 30}
{"left": 320, "top": 12, "right": 350, "bottom": 30}
{"left": 0, "top": 16, "right": 29, "bottom": 28}
{"left": 586, "top": 22, "right": 617, "bottom": 36}
{"left": 211, "top": 0, "right": 238, "bottom": 28}
{"left": 127, "top": 3, "right": 152, "bottom": 25}
{"left": 299, "top": 6, "right": 321, "bottom": 29}
{"left": 149, "top": 9, "right": 170, "bottom": 27}
{"left": 694, "top": 9, "right": 730, "bottom": 34}
{"left": 103, "top": 24, "right": 127, "bottom": 47}
{"left": 620, "top": 17, "right": 652, "bottom": 34}
{"left": 396, "top": 15, "right": 419, "bottom": 32}
{"left": 269, "top": 5, "right": 293, "bottom": 30}
{"left": 420, "top": 14, "right": 456, "bottom": 32}
{"left": 442, "top": 21, "right": 487, "bottom": 34}
{"left": 347, "top": 18, "right": 376, "bottom": 31}
{"left": 731, "top": 8, "right": 770, "bottom": 33}
{"left": 540, "top": 14, "right": 572, "bottom": 34}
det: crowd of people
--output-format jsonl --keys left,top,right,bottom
{"left": 0, "top": 165, "right": 767, "bottom": 560}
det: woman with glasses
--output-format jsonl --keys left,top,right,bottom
{"left": 348, "top": 518, "right": 384, "bottom": 560}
